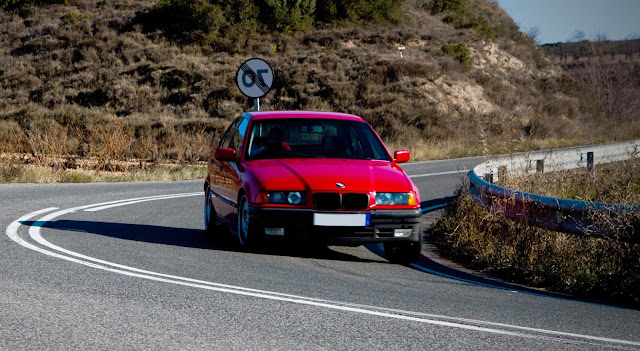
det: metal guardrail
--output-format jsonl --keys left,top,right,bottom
{"left": 421, "top": 196, "right": 458, "bottom": 214}
{"left": 468, "top": 140, "right": 640, "bottom": 239}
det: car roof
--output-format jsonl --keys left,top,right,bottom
{"left": 243, "top": 111, "right": 365, "bottom": 122}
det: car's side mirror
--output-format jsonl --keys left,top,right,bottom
{"left": 393, "top": 149, "right": 410, "bottom": 163}
{"left": 214, "top": 148, "right": 236, "bottom": 162}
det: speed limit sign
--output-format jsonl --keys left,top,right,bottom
{"left": 236, "top": 58, "right": 274, "bottom": 98}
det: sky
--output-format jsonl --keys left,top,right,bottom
{"left": 494, "top": 0, "right": 640, "bottom": 44}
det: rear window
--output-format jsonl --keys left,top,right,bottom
{"left": 246, "top": 118, "right": 391, "bottom": 161}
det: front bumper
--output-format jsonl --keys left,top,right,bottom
{"left": 248, "top": 207, "right": 422, "bottom": 244}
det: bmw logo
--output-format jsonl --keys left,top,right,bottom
{"left": 336, "top": 182, "right": 345, "bottom": 188}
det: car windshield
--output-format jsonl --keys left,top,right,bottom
{"left": 245, "top": 118, "right": 392, "bottom": 161}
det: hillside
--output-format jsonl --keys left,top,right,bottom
{"left": 1, "top": 0, "right": 638, "bottom": 179}
{"left": 542, "top": 39, "right": 640, "bottom": 66}
{"left": 541, "top": 39, "right": 640, "bottom": 124}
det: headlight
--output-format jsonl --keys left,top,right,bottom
{"left": 270, "top": 191, "right": 285, "bottom": 204}
{"left": 287, "top": 191, "right": 304, "bottom": 205}
{"left": 375, "top": 192, "right": 417, "bottom": 206}
{"left": 269, "top": 191, "right": 305, "bottom": 205}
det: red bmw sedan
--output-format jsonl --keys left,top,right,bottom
{"left": 204, "top": 111, "right": 423, "bottom": 263}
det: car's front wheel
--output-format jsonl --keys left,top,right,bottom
{"left": 384, "top": 240, "right": 422, "bottom": 264}
{"left": 204, "top": 187, "right": 217, "bottom": 236}
{"left": 237, "top": 194, "right": 256, "bottom": 247}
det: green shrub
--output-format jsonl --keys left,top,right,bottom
{"left": 136, "top": 0, "right": 402, "bottom": 41}
{"left": 1, "top": 0, "right": 22, "bottom": 8}
{"left": 441, "top": 43, "right": 471, "bottom": 72}
{"left": 61, "top": 172, "right": 93, "bottom": 183}
{"left": 259, "top": 0, "right": 316, "bottom": 32}
{"left": 60, "top": 12, "right": 88, "bottom": 26}
{"left": 210, "top": 0, "right": 260, "bottom": 34}
{"left": 315, "top": 0, "right": 402, "bottom": 23}
{"left": 423, "top": 0, "right": 465, "bottom": 14}
{"left": 1, "top": 0, "right": 65, "bottom": 8}
{"left": 138, "top": 0, "right": 227, "bottom": 39}
{"left": 425, "top": 0, "right": 495, "bottom": 40}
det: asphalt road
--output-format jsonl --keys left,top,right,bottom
{"left": 2, "top": 156, "right": 639, "bottom": 350}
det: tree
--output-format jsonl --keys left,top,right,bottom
{"left": 574, "top": 39, "right": 640, "bottom": 120}
{"left": 315, "top": 0, "right": 402, "bottom": 23}
{"left": 140, "top": 0, "right": 226, "bottom": 37}
{"left": 259, "top": 0, "right": 316, "bottom": 32}
{"left": 526, "top": 26, "right": 540, "bottom": 45}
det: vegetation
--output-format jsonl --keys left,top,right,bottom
{"left": 135, "top": 0, "right": 401, "bottom": 42}
{"left": 1, "top": 0, "right": 639, "bottom": 183}
{"left": 419, "top": 0, "right": 494, "bottom": 40}
{"left": 431, "top": 159, "right": 640, "bottom": 307}
{"left": 441, "top": 43, "right": 471, "bottom": 71}
{"left": 1, "top": 0, "right": 66, "bottom": 9}
{"left": 542, "top": 39, "right": 640, "bottom": 122}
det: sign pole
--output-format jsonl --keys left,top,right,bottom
{"left": 254, "top": 98, "right": 260, "bottom": 111}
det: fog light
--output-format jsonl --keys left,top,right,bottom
{"left": 393, "top": 228, "right": 413, "bottom": 237}
{"left": 265, "top": 228, "right": 284, "bottom": 236}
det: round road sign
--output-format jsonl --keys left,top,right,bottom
{"left": 236, "top": 58, "right": 274, "bottom": 98}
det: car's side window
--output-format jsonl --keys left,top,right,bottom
{"left": 229, "top": 118, "right": 249, "bottom": 155}
{"left": 219, "top": 117, "right": 241, "bottom": 149}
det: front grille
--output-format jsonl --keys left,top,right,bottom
{"left": 313, "top": 193, "right": 369, "bottom": 210}
{"left": 342, "top": 193, "right": 369, "bottom": 210}
{"left": 313, "top": 193, "right": 341, "bottom": 210}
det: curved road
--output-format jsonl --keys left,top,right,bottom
{"left": 2, "top": 157, "right": 639, "bottom": 350}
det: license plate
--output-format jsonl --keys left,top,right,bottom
{"left": 313, "top": 213, "right": 370, "bottom": 227}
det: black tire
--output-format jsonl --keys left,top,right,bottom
{"left": 384, "top": 241, "right": 422, "bottom": 264}
{"left": 204, "top": 188, "right": 217, "bottom": 236}
{"left": 237, "top": 194, "right": 256, "bottom": 248}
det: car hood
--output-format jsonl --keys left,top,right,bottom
{"left": 245, "top": 158, "right": 414, "bottom": 193}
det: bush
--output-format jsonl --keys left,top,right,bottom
{"left": 431, "top": 186, "right": 640, "bottom": 308}
{"left": 137, "top": 0, "right": 226, "bottom": 39}
{"left": 424, "top": 0, "right": 495, "bottom": 40}
{"left": 134, "top": 0, "right": 404, "bottom": 44}
{"left": 258, "top": 0, "right": 316, "bottom": 32}
{"left": 316, "top": 0, "right": 402, "bottom": 23}
{"left": 1, "top": 0, "right": 62, "bottom": 8}
{"left": 422, "top": 0, "right": 465, "bottom": 14}
{"left": 60, "top": 12, "right": 88, "bottom": 26}
{"left": 441, "top": 43, "right": 471, "bottom": 71}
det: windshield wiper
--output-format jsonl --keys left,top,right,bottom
{"left": 281, "top": 152, "right": 324, "bottom": 158}
{"left": 343, "top": 156, "right": 374, "bottom": 160}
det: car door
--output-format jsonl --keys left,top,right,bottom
{"left": 210, "top": 116, "right": 249, "bottom": 224}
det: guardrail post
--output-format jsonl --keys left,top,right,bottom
{"left": 536, "top": 159, "right": 544, "bottom": 173}
{"left": 587, "top": 152, "right": 594, "bottom": 172}
{"left": 555, "top": 211, "right": 565, "bottom": 226}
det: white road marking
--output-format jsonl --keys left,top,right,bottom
{"left": 6, "top": 207, "right": 60, "bottom": 255}
{"left": 409, "top": 169, "right": 468, "bottom": 178}
{"left": 6, "top": 208, "right": 114, "bottom": 269}
{"left": 6, "top": 198, "right": 640, "bottom": 349}
{"left": 84, "top": 192, "right": 200, "bottom": 212}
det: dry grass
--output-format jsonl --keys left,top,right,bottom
{"left": 0, "top": 0, "right": 638, "bottom": 184}
{"left": 0, "top": 152, "right": 207, "bottom": 183}
{"left": 497, "top": 158, "right": 640, "bottom": 206}
{"left": 431, "top": 158, "right": 640, "bottom": 307}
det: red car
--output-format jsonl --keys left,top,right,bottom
{"left": 204, "top": 111, "right": 422, "bottom": 263}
